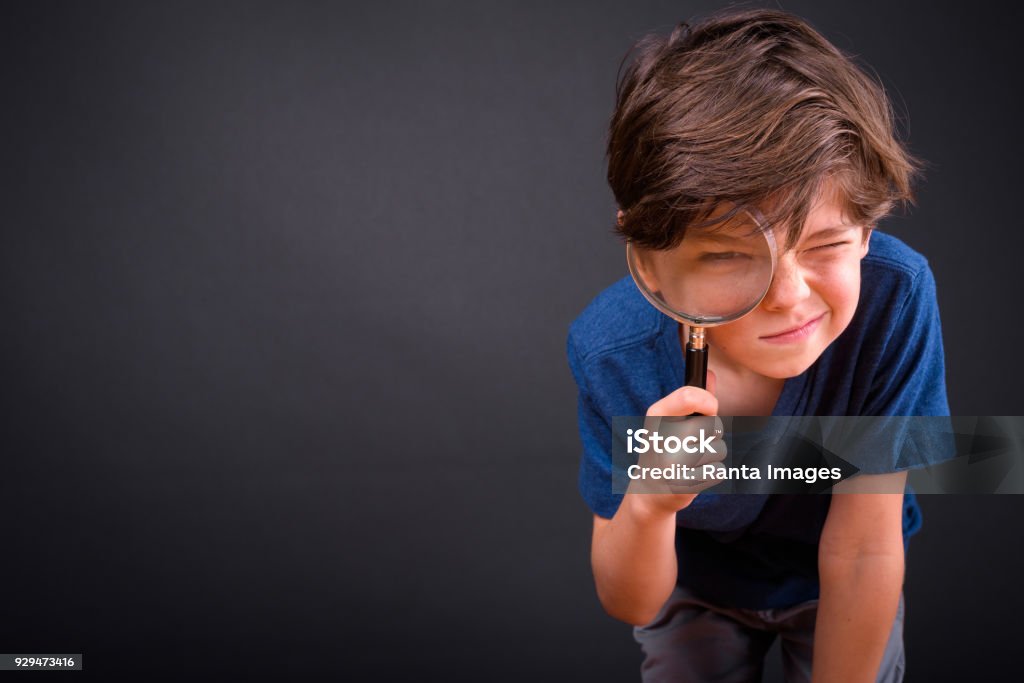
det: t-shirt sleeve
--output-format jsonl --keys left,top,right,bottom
{"left": 567, "top": 331, "right": 622, "bottom": 519}
{"left": 864, "top": 262, "right": 950, "bottom": 417}
{"left": 858, "top": 261, "right": 956, "bottom": 472}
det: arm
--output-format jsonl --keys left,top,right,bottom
{"left": 590, "top": 384, "right": 721, "bottom": 626}
{"left": 812, "top": 471, "right": 907, "bottom": 683}
{"left": 591, "top": 498, "right": 679, "bottom": 626}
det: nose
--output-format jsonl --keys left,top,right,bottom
{"left": 760, "top": 252, "right": 811, "bottom": 311}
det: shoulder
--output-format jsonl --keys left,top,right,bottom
{"left": 840, "top": 230, "right": 948, "bottom": 416}
{"left": 858, "top": 231, "right": 938, "bottom": 323}
{"left": 567, "top": 275, "right": 664, "bottom": 363}
{"left": 862, "top": 231, "right": 933, "bottom": 288}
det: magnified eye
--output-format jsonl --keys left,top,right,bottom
{"left": 698, "top": 251, "right": 752, "bottom": 262}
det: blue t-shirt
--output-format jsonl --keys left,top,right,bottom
{"left": 567, "top": 231, "right": 949, "bottom": 609}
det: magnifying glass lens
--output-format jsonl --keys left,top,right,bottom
{"left": 629, "top": 221, "right": 775, "bottom": 325}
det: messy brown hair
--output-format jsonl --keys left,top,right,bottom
{"left": 608, "top": 7, "right": 925, "bottom": 250}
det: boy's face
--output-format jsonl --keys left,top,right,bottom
{"left": 705, "top": 183, "right": 870, "bottom": 380}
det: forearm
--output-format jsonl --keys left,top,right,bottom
{"left": 812, "top": 552, "right": 904, "bottom": 683}
{"left": 591, "top": 493, "right": 680, "bottom": 625}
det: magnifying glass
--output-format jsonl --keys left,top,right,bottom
{"left": 626, "top": 209, "right": 778, "bottom": 392}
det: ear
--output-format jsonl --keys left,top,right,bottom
{"left": 860, "top": 227, "right": 873, "bottom": 258}
{"left": 616, "top": 210, "right": 625, "bottom": 227}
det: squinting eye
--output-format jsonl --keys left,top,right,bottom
{"left": 808, "top": 241, "right": 850, "bottom": 252}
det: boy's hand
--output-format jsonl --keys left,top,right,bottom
{"left": 627, "top": 371, "right": 726, "bottom": 517}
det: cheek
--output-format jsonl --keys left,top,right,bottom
{"left": 706, "top": 317, "right": 759, "bottom": 353}
{"left": 708, "top": 264, "right": 862, "bottom": 350}
{"left": 818, "top": 265, "right": 862, "bottom": 329}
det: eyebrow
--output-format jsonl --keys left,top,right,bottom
{"left": 686, "top": 232, "right": 759, "bottom": 246}
{"left": 803, "top": 225, "right": 861, "bottom": 240}
{"left": 688, "top": 221, "right": 765, "bottom": 241}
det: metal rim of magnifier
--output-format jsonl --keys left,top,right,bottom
{"left": 625, "top": 210, "right": 779, "bottom": 327}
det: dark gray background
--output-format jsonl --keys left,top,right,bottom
{"left": 2, "top": 0, "right": 1021, "bottom": 680}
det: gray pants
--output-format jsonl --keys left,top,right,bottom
{"left": 633, "top": 584, "right": 905, "bottom": 682}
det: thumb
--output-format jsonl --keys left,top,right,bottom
{"left": 647, "top": 382, "right": 719, "bottom": 417}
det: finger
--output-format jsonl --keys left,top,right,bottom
{"left": 670, "top": 475, "right": 723, "bottom": 494}
{"left": 692, "top": 462, "right": 727, "bottom": 486}
{"left": 706, "top": 368, "right": 717, "bottom": 395}
{"left": 647, "top": 385, "right": 719, "bottom": 417}
{"left": 695, "top": 434, "right": 727, "bottom": 466}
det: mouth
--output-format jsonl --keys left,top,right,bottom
{"left": 759, "top": 312, "right": 827, "bottom": 343}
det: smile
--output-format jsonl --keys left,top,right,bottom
{"left": 759, "top": 313, "right": 827, "bottom": 344}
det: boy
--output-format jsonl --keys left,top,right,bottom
{"left": 567, "top": 8, "right": 947, "bottom": 683}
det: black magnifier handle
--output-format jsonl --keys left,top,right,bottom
{"left": 685, "top": 343, "right": 708, "bottom": 389}
{"left": 684, "top": 326, "right": 708, "bottom": 416}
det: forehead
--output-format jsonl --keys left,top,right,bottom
{"left": 702, "top": 177, "right": 854, "bottom": 241}
{"left": 799, "top": 178, "right": 852, "bottom": 232}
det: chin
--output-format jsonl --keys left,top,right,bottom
{"left": 752, "top": 352, "right": 818, "bottom": 379}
